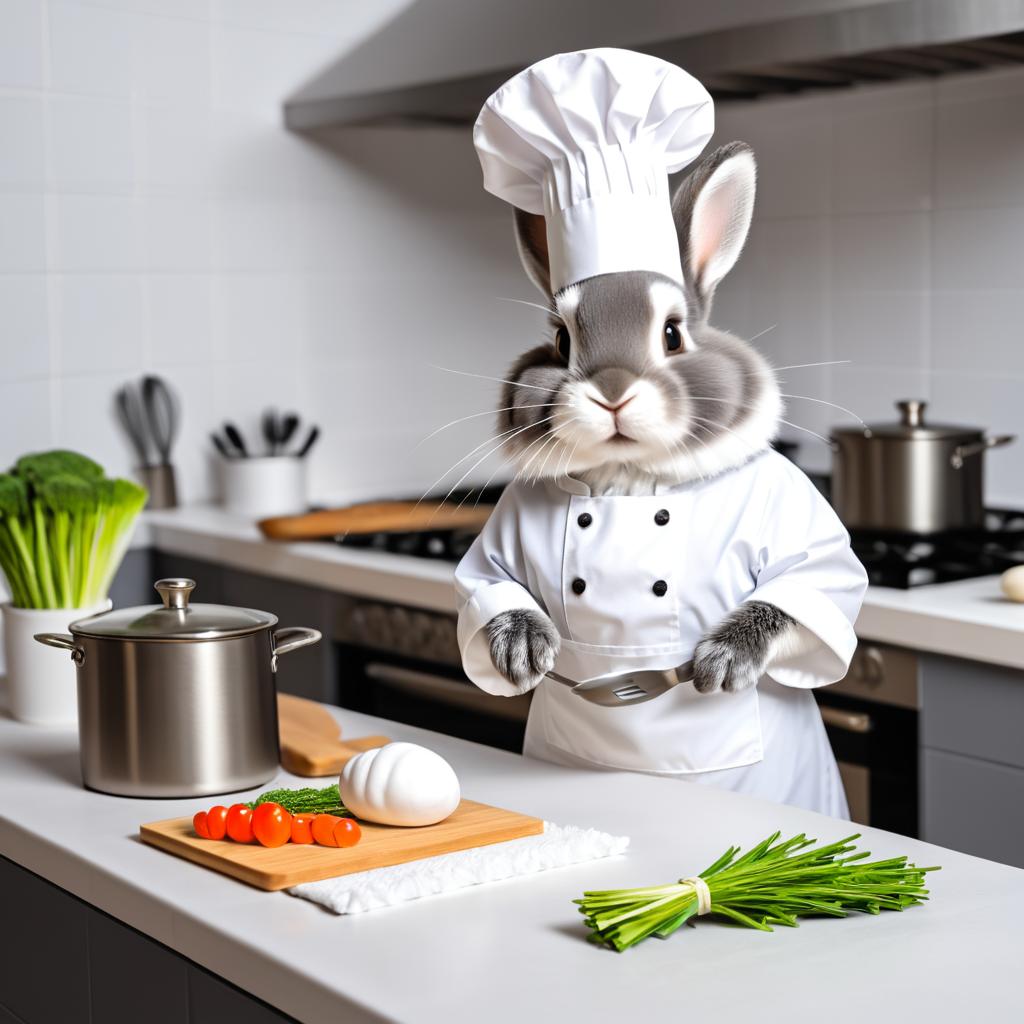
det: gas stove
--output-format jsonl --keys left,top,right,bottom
{"left": 849, "top": 509, "right": 1024, "bottom": 588}
{"left": 326, "top": 488, "right": 1024, "bottom": 589}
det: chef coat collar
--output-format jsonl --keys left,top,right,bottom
{"left": 553, "top": 474, "right": 682, "bottom": 497}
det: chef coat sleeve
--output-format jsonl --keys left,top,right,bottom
{"left": 744, "top": 458, "right": 868, "bottom": 689}
{"left": 454, "top": 486, "right": 549, "bottom": 697}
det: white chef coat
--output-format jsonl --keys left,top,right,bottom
{"left": 455, "top": 451, "right": 868, "bottom": 816}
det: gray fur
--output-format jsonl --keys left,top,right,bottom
{"left": 485, "top": 608, "right": 560, "bottom": 692}
{"left": 692, "top": 601, "right": 795, "bottom": 694}
{"left": 498, "top": 141, "right": 778, "bottom": 494}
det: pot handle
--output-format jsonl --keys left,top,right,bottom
{"left": 951, "top": 434, "right": 1016, "bottom": 469}
{"left": 272, "top": 626, "right": 322, "bottom": 659}
{"left": 34, "top": 632, "right": 86, "bottom": 666}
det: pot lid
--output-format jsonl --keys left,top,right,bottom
{"left": 833, "top": 399, "right": 984, "bottom": 441}
{"left": 70, "top": 579, "right": 277, "bottom": 640}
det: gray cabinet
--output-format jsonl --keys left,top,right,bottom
{"left": 0, "top": 856, "right": 295, "bottom": 1023}
{"left": 920, "top": 654, "right": 1024, "bottom": 867}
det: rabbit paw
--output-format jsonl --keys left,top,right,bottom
{"left": 693, "top": 601, "right": 795, "bottom": 695}
{"left": 485, "top": 609, "right": 561, "bottom": 693}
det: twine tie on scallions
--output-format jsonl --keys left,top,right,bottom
{"left": 575, "top": 831, "right": 939, "bottom": 952}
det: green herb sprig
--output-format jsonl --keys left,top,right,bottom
{"left": 575, "top": 831, "right": 939, "bottom": 952}
{"left": 249, "top": 783, "right": 350, "bottom": 817}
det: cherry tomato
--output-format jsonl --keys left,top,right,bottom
{"left": 252, "top": 803, "right": 292, "bottom": 848}
{"left": 193, "top": 810, "right": 210, "bottom": 839}
{"left": 225, "top": 803, "right": 254, "bottom": 843}
{"left": 333, "top": 817, "right": 362, "bottom": 849}
{"left": 206, "top": 805, "right": 229, "bottom": 841}
{"left": 291, "top": 814, "right": 314, "bottom": 845}
{"left": 311, "top": 814, "right": 341, "bottom": 847}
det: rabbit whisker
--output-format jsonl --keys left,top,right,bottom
{"left": 416, "top": 416, "right": 555, "bottom": 508}
{"left": 428, "top": 364, "right": 560, "bottom": 394}
{"left": 772, "top": 359, "right": 852, "bottom": 372}
{"left": 777, "top": 418, "right": 835, "bottom": 447}
{"left": 747, "top": 324, "right": 778, "bottom": 344}
{"left": 779, "top": 393, "right": 868, "bottom": 431}
{"left": 496, "top": 296, "right": 559, "bottom": 317}
{"left": 414, "top": 403, "right": 571, "bottom": 449}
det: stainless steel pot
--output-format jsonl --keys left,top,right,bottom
{"left": 34, "top": 578, "right": 320, "bottom": 798}
{"left": 831, "top": 400, "right": 1015, "bottom": 533}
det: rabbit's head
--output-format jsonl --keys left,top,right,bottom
{"left": 499, "top": 141, "right": 780, "bottom": 493}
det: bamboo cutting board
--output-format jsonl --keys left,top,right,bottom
{"left": 258, "top": 501, "right": 494, "bottom": 541}
{"left": 140, "top": 800, "right": 544, "bottom": 891}
{"left": 277, "top": 693, "right": 391, "bottom": 776}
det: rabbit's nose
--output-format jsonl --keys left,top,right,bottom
{"left": 589, "top": 368, "right": 637, "bottom": 408}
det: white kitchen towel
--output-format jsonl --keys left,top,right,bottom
{"left": 288, "top": 823, "right": 628, "bottom": 914}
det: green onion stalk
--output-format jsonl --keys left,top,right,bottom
{"left": 0, "top": 451, "right": 147, "bottom": 610}
{"left": 575, "top": 832, "right": 939, "bottom": 952}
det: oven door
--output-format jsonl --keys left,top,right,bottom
{"left": 815, "top": 643, "right": 919, "bottom": 837}
{"left": 337, "top": 644, "right": 532, "bottom": 753}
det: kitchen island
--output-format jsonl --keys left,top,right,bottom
{"left": 1, "top": 700, "right": 1022, "bottom": 1024}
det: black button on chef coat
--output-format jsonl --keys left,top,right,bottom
{"left": 572, "top": 578, "right": 587, "bottom": 595}
{"left": 652, "top": 579, "right": 668, "bottom": 597}
{"left": 577, "top": 513, "right": 593, "bottom": 528}
{"left": 654, "top": 509, "right": 670, "bottom": 525}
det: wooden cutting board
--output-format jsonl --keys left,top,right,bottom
{"left": 277, "top": 693, "right": 390, "bottom": 776}
{"left": 140, "top": 800, "right": 544, "bottom": 891}
{"left": 258, "top": 500, "right": 493, "bottom": 541}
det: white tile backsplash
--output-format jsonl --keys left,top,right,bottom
{"left": 0, "top": 0, "right": 43, "bottom": 89}
{"left": 2, "top": 6, "right": 1023, "bottom": 510}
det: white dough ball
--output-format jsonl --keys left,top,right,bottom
{"left": 1000, "top": 565, "right": 1024, "bottom": 603}
{"left": 339, "top": 742, "right": 461, "bottom": 827}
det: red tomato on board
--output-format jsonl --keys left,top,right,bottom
{"left": 192, "top": 810, "right": 210, "bottom": 839}
{"left": 311, "top": 814, "right": 341, "bottom": 847}
{"left": 252, "top": 803, "right": 292, "bottom": 848}
{"left": 206, "top": 805, "right": 229, "bottom": 840}
{"left": 290, "top": 814, "right": 314, "bottom": 845}
{"left": 333, "top": 818, "right": 362, "bottom": 849}
{"left": 225, "top": 804, "right": 254, "bottom": 843}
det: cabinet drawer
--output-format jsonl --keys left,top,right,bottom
{"left": 922, "top": 749, "right": 1024, "bottom": 868}
{"left": 921, "top": 654, "right": 1024, "bottom": 769}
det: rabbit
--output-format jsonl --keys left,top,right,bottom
{"left": 482, "top": 141, "right": 805, "bottom": 696}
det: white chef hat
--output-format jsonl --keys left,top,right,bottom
{"left": 474, "top": 48, "right": 714, "bottom": 293}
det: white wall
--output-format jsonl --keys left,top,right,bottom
{"left": 2, "top": 2, "right": 1023, "bottom": 508}
{"left": 712, "top": 67, "right": 1024, "bottom": 505}
{"left": 0, "top": 0, "right": 531, "bottom": 509}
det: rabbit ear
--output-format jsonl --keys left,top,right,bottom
{"left": 673, "top": 142, "right": 756, "bottom": 314}
{"left": 513, "top": 208, "right": 553, "bottom": 298}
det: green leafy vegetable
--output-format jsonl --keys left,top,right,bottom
{"left": 575, "top": 831, "right": 939, "bottom": 952}
{"left": 249, "top": 783, "right": 351, "bottom": 817}
{"left": 0, "top": 451, "right": 147, "bottom": 609}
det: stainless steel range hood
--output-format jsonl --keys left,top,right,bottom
{"left": 285, "top": 0, "right": 1024, "bottom": 130}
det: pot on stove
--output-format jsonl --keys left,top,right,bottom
{"left": 831, "top": 400, "right": 1015, "bottom": 534}
{"left": 34, "top": 578, "right": 320, "bottom": 797}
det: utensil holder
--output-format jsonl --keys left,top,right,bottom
{"left": 2, "top": 600, "right": 111, "bottom": 725}
{"left": 219, "top": 456, "right": 307, "bottom": 519}
{"left": 139, "top": 464, "right": 178, "bottom": 510}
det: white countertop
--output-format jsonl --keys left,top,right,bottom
{"left": 141, "top": 506, "right": 1024, "bottom": 671}
{"left": 2, "top": 702, "right": 1022, "bottom": 1024}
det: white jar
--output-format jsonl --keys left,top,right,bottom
{"left": 2, "top": 600, "right": 111, "bottom": 726}
{"left": 219, "top": 456, "right": 307, "bottom": 519}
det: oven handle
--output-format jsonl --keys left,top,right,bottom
{"left": 363, "top": 662, "right": 531, "bottom": 723}
{"left": 819, "top": 706, "right": 873, "bottom": 734}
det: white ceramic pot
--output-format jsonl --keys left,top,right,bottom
{"left": 2, "top": 600, "right": 111, "bottom": 726}
{"left": 219, "top": 456, "right": 307, "bottom": 519}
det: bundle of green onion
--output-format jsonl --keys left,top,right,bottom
{"left": 0, "top": 451, "right": 147, "bottom": 609}
{"left": 576, "top": 831, "right": 938, "bottom": 952}
{"left": 249, "top": 783, "right": 350, "bottom": 817}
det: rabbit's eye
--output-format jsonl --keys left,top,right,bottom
{"left": 555, "top": 326, "right": 571, "bottom": 361}
{"left": 664, "top": 322, "right": 685, "bottom": 354}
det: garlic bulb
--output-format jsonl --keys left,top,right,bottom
{"left": 339, "top": 742, "right": 461, "bottom": 827}
{"left": 1001, "top": 565, "right": 1024, "bottom": 603}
